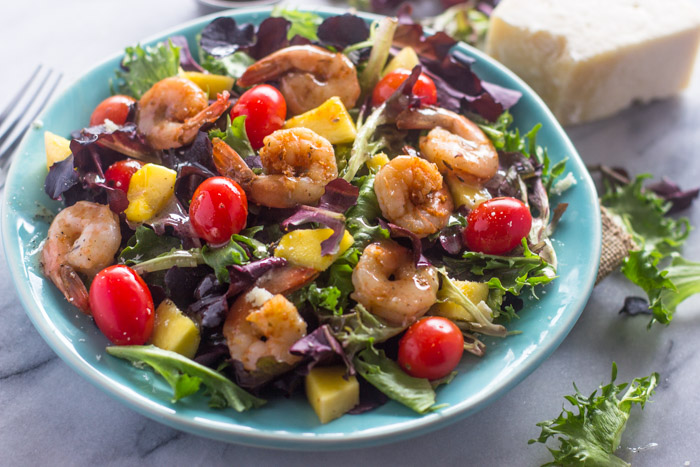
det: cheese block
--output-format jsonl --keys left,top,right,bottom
{"left": 486, "top": 0, "right": 700, "bottom": 125}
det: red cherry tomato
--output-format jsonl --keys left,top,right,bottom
{"left": 464, "top": 197, "right": 533, "bottom": 255}
{"left": 89, "top": 95, "right": 135, "bottom": 126}
{"left": 230, "top": 84, "right": 287, "bottom": 150}
{"left": 189, "top": 176, "right": 248, "bottom": 245}
{"left": 372, "top": 69, "right": 438, "bottom": 107}
{"left": 89, "top": 265, "right": 154, "bottom": 345}
{"left": 398, "top": 317, "right": 464, "bottom": 380}
{"left": 104, "top": 159, "right": 144, "bottom": 193}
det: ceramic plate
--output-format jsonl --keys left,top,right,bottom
{"left": 197, "top": 0, "right": 280, "bottom": 10}
{"left": 2, "top": 6, "right": 601, "bottom": 450}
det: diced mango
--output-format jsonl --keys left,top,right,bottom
{"left": 429, "top": 280, "right": 490, "bottom": 321}
{"left": 446, "top": 174, "right": 491, "bottom": 209}
{"left": 151, "top": 299, "right": 201, "bottom": 359}
{"left": 124, "top": 163, "right": 177, "bottom": 223}
{"left": 305, "top": 366, "right": 359, "bottom": 424}
{"left": 181, "top": 71, "right": 235, "bottom": 99}
{"left": 283, "top": 96, "right": 357, "bottom": 144}
{"left": 382, "top": 46, "right": 420, "bottom": 78}
{"left": 44, "top": 131, "right": 72, "bottom": 169}
{"left": 274, "top": 228, "right": 354, "bottom": 271}
{"left": 366, "top": 152, "right": 390, "bottom": 172}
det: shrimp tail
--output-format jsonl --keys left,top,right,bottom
{"left": 57, "top": 265, "right": 91, "bottom": 314}
{"left": 212, "top": 138, "right": 256, "bottom": 184}
{"left": 177, "top": 91, "right": 231, "bottom": 146}
{"left": 237, "top": 57, "right": 289, "bottom": 87}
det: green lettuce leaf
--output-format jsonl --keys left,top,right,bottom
{"left": 119, "top": 226, "right": 182, "bottom": 265}
{"left": 201, "top": 236, "right": 250, "bottom": 283}
{"left": 529, "top": 363, "right": 658, "bottom": 467}
{"left": 301, "top": 283, "right": 344, "bottom": 315}
{"left": 345, "top": 173, "right": 389, "bottom": 248}
{"left": 106, "top": 345, "right": 265, "bottom": 411}
{"left": 325, "top": 304, "right": 403, "bottom": 360}
{"left": 131, "top": 249, "right": 203, "bottom": 275}
{"left": 209, "top": 115, "right": 255, "bottom": 159}
{"left": 271, "top": 7, "right": 322, "bottom": 40}
{"left": 115, "top": 41, "right": 180, "bottom": 99}
{"left": 201, "top": 51, "right": 255, "bottom": 79}
{"left": 353, "top": 345, "right": 436, "bottom": 414}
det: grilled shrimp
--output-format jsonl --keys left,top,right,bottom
{"left": 374, "top": 155, "right": 453, "bottom": 238}
{"left": 212, "top": 127, "right": 338, "bottom": 208}
{"left": 137, "top": 77, "right": 230, "bottom": 150}
{"left": 224, "top": 265, "right": 317, "bottom": 372}
{"left": 41, "top": 201, "right": 121, "bottom": 314}
{"left": 396, "top": 106, "right": 499, "bottom": 182}
{"left": 237, "top": 45, "right": 361, "bottom": 115}
{"left": 351, "top": 241, "right": 439, "bottom": 327}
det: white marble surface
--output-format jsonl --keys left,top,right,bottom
{"left": 1, "top": 0, "right": 699, "bottom": 465}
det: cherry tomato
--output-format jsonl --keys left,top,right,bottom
{"left": 464, "top": 197, "right": 533, "bottom": 255}
{"left": 230, "top": 84, "right": 287, "bottom": 150}
{"left": 371, "top": 69, "right": 438, "bottom": 107}
{"left": 398, "top": 317, "right": 464, "bottom": 380}
{"left": 89, "top": 265, "right": 154, "bottom": 345}
{"left": 104, "top": 159, "right": 144, "bottom": 193}
{"left": 189, "top": 176, "right": 248, "bottom": 245}
{"left": 89, "top": 95, "right": 135, "bottom": 126}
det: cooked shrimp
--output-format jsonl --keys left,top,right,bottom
{"left": 351, "top": 241, "right": 439, "bottom": 327}
{"left": 212, "top": 127, "right": 338, "bottom": 208}
{"left": 374, "top": 155, "right": 453, "bottom": 238}
{"left": 137, "top": 77, "right": 230, "bottom": 150}
{"left": 224, "top": 265, "right": 317, "bottom": 372}
{"left": 396, "top": 107, "right": 499, "bottom": 182}
{"left": 41, "top": 201, "right": 121, "bottom": 314}
{"left": 237, "top": 45, "right": 361, "bottom": 115}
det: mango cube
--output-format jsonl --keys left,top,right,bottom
{"left": 274, "top": 228, "right": 354, "bottom": 271}
{"left": 283, "top": 96, "right": 357, "bottom": 144}
{"left": 151, "top": 299, "right": 201, "bottom": 359}
{"left": 446, "top": 174, "right": 491, "bottom": 209}
{"left": 44, "top": 131, "right": 72, "bottom": 169}
{"left": 366, "top": 152, "right": 390, "bottom": 172}
{"left": 181, "top": 71, "right": 234, "bottom": 99}
{"left": 125, "top": 163, "right": 177, "bottom": 223}
{"left": 305, "top": 366, "right": 359, "bottom": 424}
{"left": 382, "top": 46, "right": 420, "bottom": 77}
{"left": 430, "top": 280, "right": 490, "bottom": 321}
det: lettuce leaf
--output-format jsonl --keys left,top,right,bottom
{"left": 115, "top": 41, "right": 180, "bottom": 99}
{"left": 106, "top": 345, "right": 265, "bottom": 411}
{"left": 119, "top": 226, "right": 182, "bottom": 264}
{"left": 353, "top": 345, "right": 436, "bottom": 414}
{"left": 208, "top": 115, "right": 255, "bottom": 159}
{"left": 271, "top": 7, "right": 322, "bottom": 41}
{"left": 529, "top": 363, "right": 658, "bottom": 467}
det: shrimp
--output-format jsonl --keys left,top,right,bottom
{"left": 41, "top": 201, "right": 121, "bottom": 314}
{"left": 396, "top": 106, "right": 499, "bottom": 182}
{"left": 224, "top": 265, "right": 317, "bottom": 372}
{"left": 237, "top": 45, "right": 361, "bottom": 115}
{"left": 212, "top": 127, "right": 338, "bottom": 208}
{"left": 374, "top": 155, "right": 453, "bottom": 238}
{"left": 351, "top": 241, "right": 439, "bottom": 327}
{"left": 137, "top": 77, "right": 230, "bottom": 150}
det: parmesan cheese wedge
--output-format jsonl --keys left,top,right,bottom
{"left": 486, "top": 0, "right": 700, "bottom": 125}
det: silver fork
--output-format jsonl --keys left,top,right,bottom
{"left": 0, "top": 66, "right": 63, "bottom": 188}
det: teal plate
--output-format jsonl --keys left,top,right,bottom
{"left": 2, "top": 7, "right": 601, "bottom": 450}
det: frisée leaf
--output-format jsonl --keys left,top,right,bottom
{"left": 115, "top": 41, "right": 181, "bottom": 99}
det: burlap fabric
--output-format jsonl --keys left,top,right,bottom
{"left": 596, "top": 205, "right": 636, "bottom": 284}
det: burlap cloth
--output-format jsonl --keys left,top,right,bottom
{"left": 596, "top": 205, "right": 636, "bottom": 284}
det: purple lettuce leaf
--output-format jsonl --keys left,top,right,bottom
{"left": 648, "top": 177, "right": 700, "bottom": 214}
{"left": 247, "top": 17, "right": 291, "bottom": 59}
{"left": 289, "top": 324, "right": 355, "bottom": 376}
{"left": 190, "top": 293, "right": 229, "bottom": 329}
{"left": 383, "top": 65, "right": 423, "bottom": 120}
{"left": 347, "top": 377, "right": 389, "bottom": 414}
{"left": 200, "top": 17, "right": 256, "bottom": 57}
{"left": 163, "top": 265, "right": 213, "bottom": 311}
{"left": 379, "top": 219, "right": 431, "bottom": 267}
{"left": 45, "top": 155, "right": 79, "bottom": 200}
{"left": 281, "top": 206, "right": 346, "bottom": 256}
{"left": 174, "top": 162, "right": 217, "bottom": 209}
{"left": 438, "top": 225, "right": 465, "bottom": 255}
{"left": 146, "top": 195, "right": 201, "bottom": 248}
{"left": 227, "top": 256, "right": 288, "bottom": 298}
{"left": 169, "top": 35, "right": 204, "bottom": 72}
{"left": 71, "top": 122, "right": 154, "bottom": 162}
{"left": 81, "top": 173, "right": 129, "bottom": 213}
{"left": 618, "top": 296, "right": 652, "bottom": 316}
{"left": 318, "top": 178, "right": 359, "bottom": 213}
{"left": 317, "top": 14, "right": 370, "bottom": 50}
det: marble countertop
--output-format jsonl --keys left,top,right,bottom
{"left": 1, "top": 0, "right": 698, "bottom": 465}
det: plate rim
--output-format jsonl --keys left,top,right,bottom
{"left": 2, "top": 5, "right": 601, "bottom": 450}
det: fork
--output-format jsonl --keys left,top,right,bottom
{"left": 0, "top": 65, "right": 63, "bottom": 188}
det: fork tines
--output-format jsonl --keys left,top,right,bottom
{"left": 0, "top": 65, "right": 63, "bottom": 171}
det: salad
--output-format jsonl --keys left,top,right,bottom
{"left": 40, "top": 11, "right": 572, "bottom": 423}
